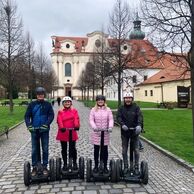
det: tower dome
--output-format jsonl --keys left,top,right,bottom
{"left": 130, "top": 13, "right": 145, "bottom": 40}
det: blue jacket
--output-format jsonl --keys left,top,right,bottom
{"left": 24, "top": 100, "right": 54, "bottom": 129}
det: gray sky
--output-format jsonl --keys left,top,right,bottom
{"left": 16, "top": 0, "right": 140, "bottom": 56}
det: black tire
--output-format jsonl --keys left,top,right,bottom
{"left": 116, "top": 159, "right": 121, "bottom": 182}
{"left": 110, "top": 159, "right": 117, "bottom": 183}
{"left": 79, "top": 157, "right": 85, "bottom": 179}
{"left": 86, "top": 158, "right": 92, "bottom": 182}
{"left": 56, "top": 157, "right": 62, "bottom": 181}
{"left": 24, "top": 161, "right": 31, "bottom": 186}
{"left": 49, "top": 158, "right": 55, "bottom": 181}
{"left": 140, "top": 161, "right": 148, "bottom": 184}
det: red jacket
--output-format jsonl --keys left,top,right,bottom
{"left": 56, "top": 107, "right": 80, "bottom": 142}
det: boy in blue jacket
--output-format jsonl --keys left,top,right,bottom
{"left": 25, "top": 87, "right": 54, "bottom": 176}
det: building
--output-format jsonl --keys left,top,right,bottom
{"left": 134, "top": 54, "right": 191, "bottom": 106}
{"left": 50, "top": 14, "right": 160, "bottom": 99}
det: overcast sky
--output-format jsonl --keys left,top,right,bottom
{"left": 16, "top": 0, "right": 140, "bottom": 56}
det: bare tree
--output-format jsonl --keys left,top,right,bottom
{"left": 108, "top": 0, "right": 132, "bottom": 106}
{"left": 0, "top": 0, "right": 25, "bottom": 112}
{"left": 93, "top": 32, "right": 111, "bottom": 95}
{"left": 24, "top": 32, "right": 35, "bottom": 101}
{"left": 34, "top": 43, "right": 49, "bottom": 86}
{"left": 141, "top": 0, "right": 194, "bottom": 140}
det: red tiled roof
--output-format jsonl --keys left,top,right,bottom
{"left": 137, "top": 54, "right": 190, "bottom": 85}
{"left": 51, "top": 36, "right": 88, "bottom": 53}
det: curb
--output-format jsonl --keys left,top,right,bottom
{"left": 0, "top": 120, "right": 24, "bottom": 137}
{"left": 140, "top": 135, "right": 194, "bottom": 173}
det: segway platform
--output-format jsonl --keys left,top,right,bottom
{"left": 86, "top": 158, "right": 117, "bottom": 182}
{"left": 24, "top": 158, "right": 55, "bottom": 186}
{"left": 56, "top": 156, "right": 85, "bottom": 180}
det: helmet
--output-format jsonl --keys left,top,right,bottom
{"left": 62, "top": 96, "right": 72, "bottom": 103}
{"left": 123, "top": 92, "right": 133, "bottom": 98}
{"left": 35, "top": 87, "right": 46, "bottom": 95}
{"left": 96, "top": 95, "right": 106, "bottom": 101}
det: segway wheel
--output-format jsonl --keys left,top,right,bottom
{"left": 49, "top": 158, "right": 55, "bottom": 181}
{"left": 86, "top": 158, "right": 92, "bottom": 182}
{"left": 116, "top": 159, "right": 122, "bottom": 182}
{"left": 110, "top": 159, "right": 117, "bottom": 183}
{"left": 140, "top": 161, "right": 148, "bottom": 184}
{"left": 79, "top": 157, "right": 85, "bottom": 179}
{"left": 24, "top": 161, "right": 31, "bottom": 186}
{"left": 56, "top": 157, "right": 62, "bottom": 181}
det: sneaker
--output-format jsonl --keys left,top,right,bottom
{"left": 31, "top": 167, "right": 37, "bottom": 177}
{"left": 104, "top": 167, "right": 109, "bottom": 174}
{"left": 43, "top": 167, "right": 48, "bottom": 176}
{"left": 73, "top": 163, "right": 78, "bottom": 170}
{"left": 93, "top": 167, "right": 98, "bottom": 173}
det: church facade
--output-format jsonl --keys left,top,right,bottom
{"left": 50, "top": 16, "right": 159, "bottom": 100}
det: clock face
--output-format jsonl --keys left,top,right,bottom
{"left": 95, "top": 39, "right": 101, "bottom": 48}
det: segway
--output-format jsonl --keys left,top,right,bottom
{"left": 86, "top": 129, "right": 117, "bottom": 182}
{"left": 24, "top": 158, "right": 55, "bottom": 186}
{"left": 116, "top": 128, "right": 148, "bottom": 184}
{"left": 55, "top": 128, "right": 85, "bottom": 180}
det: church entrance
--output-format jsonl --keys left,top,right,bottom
{"left": 65, "top": 86, "right": 72, "bottom": 97}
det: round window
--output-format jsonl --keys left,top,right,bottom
{"left": 95, "top": 39, "right": 101, "bottom": 48}
{"left": 66, "top": 44, "right": 70, "bottom": 49}
{"left": 123, "top": 45, "right": 128, "bottom": 50}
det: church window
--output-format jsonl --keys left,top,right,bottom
{"left": 66, "top": 44, "right": 70, "bottom": 48}
{"left": 65, "top": 63, "right": 71, "bottom": 76}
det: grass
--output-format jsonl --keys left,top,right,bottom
{"left": 142, "top": 109, "right": 194, "bottom": 165}
{"left": 82, "top": 100, "right": 158, "bottom": 109}
{"left": 0, "top": 106, "right": 26, "bottom": 134}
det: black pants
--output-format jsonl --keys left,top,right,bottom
{"left": 61, "top": 141, "right": 77, "bottom": 165}
{"left": 121, "top": 133, "right": 139, "bottom": 168}
{"left": 94, "top": 145, "right": 108, "bottom": 168}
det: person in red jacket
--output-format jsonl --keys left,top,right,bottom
{"left": 56, "top": 96, "right": 80, "bottom": 171}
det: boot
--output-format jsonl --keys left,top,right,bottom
{"left": 43, "top": 166, "right": 48, "bottom": 176}
{"left": 93, "top": 166, "right": 98, "bottom": 173}
{"left": 73, "top": 162, "right": 78, "bottom": 170}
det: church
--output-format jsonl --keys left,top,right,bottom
{"left": 50, "top": 15, "right": 155, "bottom": 99}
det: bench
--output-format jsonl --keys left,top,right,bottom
{"left": 0, "top": 126, "right": 9, "bottom": 139}
{"left": 157, "top": 102, "right": 167, "bottom": 108}
{"left": 1, "top": 101, "right": 14, "bottom": 106}
{"left": 19, "top": 101, "right": 29, "bottom": 106}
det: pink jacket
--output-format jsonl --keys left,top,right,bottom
{"left": 89, "top": 106, "right": 114, "bottom": 145}
{"left": 56, "top": 108, "right": 80, "bottom": 142}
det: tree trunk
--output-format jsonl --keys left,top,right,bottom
{"left": 118, "top": 70, "right": 121, "bottom": 107}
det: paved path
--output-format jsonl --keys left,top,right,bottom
{"left": 0, "top": 101, "right": 194, "bottom": 194}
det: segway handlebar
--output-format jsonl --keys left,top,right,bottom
{"left": 93, "top": 128, "right": 109, "bottom": 132}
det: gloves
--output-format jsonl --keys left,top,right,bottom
{"left": 107, "top": 128, "right": 112, "bottom": 133}
{"left": 60, "top": 128, "right": 66, "bottom": 133}
{"left": 93, "top": 128, "right": 99, "bottom": 132}
{"left": 28, "top": 125, "right": 34, "bottom": 132}
{"left": 122, "top": 125, "right": 129, "bottom": 131}
{"left": 40, "top": 124, "right": 48, "bottom": 133}
{"left": 135, "top": 125, "right": 142, "bottom": 135}
{"left": 75, "top": 127, "right": 79, "bottom": 131}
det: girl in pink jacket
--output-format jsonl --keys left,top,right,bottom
{"left": 89, "top": 95, "right": 114, "bottom": 173}
{"left": 56, "top": 96, "right": 80, "bottom": 171}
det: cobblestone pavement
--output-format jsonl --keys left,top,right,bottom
{"left": 0, "top": 101, "right": 194, "bottom": 194}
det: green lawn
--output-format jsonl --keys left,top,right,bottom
{"left": 142, "top": 110, "right": 194, "bottom": 165}
{"left": 82, "top": 100, "right": 157, "bottom": 109}
{"left": 0, "top": 106, "right": 26, "bottom": 134}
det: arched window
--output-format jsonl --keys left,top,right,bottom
{"left": 65, "top": 63, "right": 71, "bottom": 76}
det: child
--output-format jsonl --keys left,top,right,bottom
{"left": 56, "top": 96, "right": 80, "bottom": 170}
